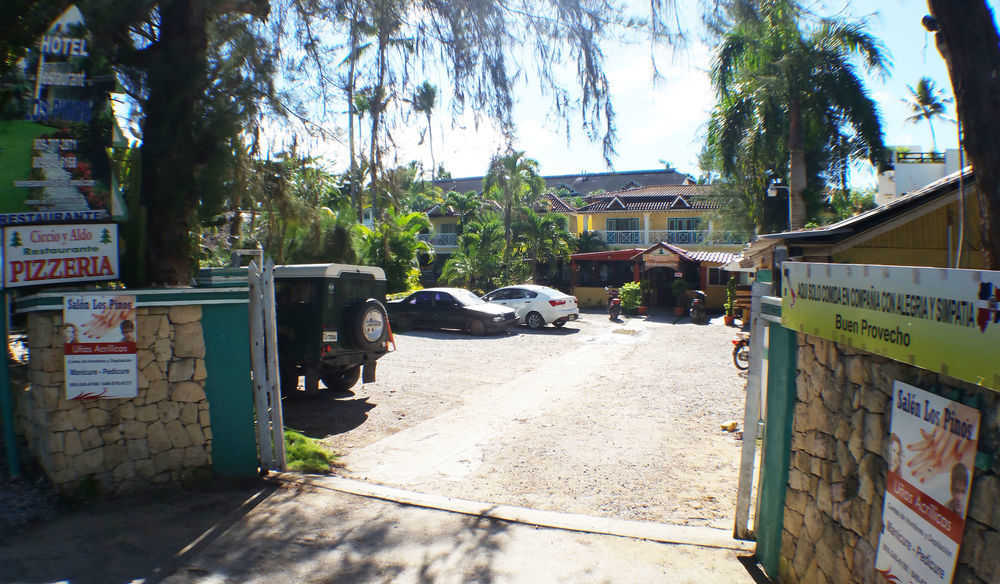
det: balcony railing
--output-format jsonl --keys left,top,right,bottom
{"left": 417, "top": 233, "right": 459, "bottom": 247}
{"left": 896, "top": 151, "right": 945, "bottom": 164}
{"left": 597, "top": 230, "right": 746, "bottom": 247}
{"left": 605, "top": 230, "right": 645, "bottom": 245}
{"left": 649, "top": 230, "right": 747, "bottom": 245}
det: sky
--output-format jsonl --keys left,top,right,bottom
{"left": 358, "top": 0, "right": 998, "bottom": 187}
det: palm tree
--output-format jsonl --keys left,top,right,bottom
{"left": 412, "top": 81, "right": 438, "bottom": 184}
{"left": 445, "top": 190, "right": 482, "bottom": 235}
{"left": 518, "top": 209, "right": 572, "bottom": 283}
{"left": 440, "top": 212, "right": 505, "bottom": 292}
{"left": 483, "top": 152, "right": 546, "bottom": 283}
{"left": 902, "top": 77, "right": 953, "bottom": 153}
{"left": 708, "top": 0, "right": 887, "bottom": 230}
{"left": 354, "top": 208, "right": 433, "bottom": 293}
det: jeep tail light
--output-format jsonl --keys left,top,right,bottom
{"left": 548, "top": 300, "right": 566, "bottom": 306}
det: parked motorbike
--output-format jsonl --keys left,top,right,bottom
{"left": 605, "top": 286, "right": 622, "bottom": 320}
{"left": 689, "top": 290, "right": 708, "bottom": 324}
{"left": 732, "top": 332, "right": 750, "bottom": 370}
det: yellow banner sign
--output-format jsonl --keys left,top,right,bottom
{"left": 782, "top": 263, "right": 1000, "bottom": 391}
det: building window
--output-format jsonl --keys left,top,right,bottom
{"left": 707, "top": 267, "right": 731, "bottom": 286}
{"left": 606, "top": 218, "right": 639, "bottom": 231}
{"left": 667, "top": 217, "right": 702, "bottom": 232}
{"left": 440, "top": 223, "right": 458, "bottom": 233}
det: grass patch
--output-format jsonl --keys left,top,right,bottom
{"left": 284, "top": 429, "right": 340, "bottom": 474}
{"left": 0, "top": 120, "right": 51, "bottom": 209}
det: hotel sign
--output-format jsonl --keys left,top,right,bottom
{"left": 782, "top": 263, "right": 1000, "bottom": 391}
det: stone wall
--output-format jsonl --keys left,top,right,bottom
{"left": 14, "top": 305, "right": 213, "bottom": 494}
{"left": 779, "top": 334, "right": 1000, "bottom": 584}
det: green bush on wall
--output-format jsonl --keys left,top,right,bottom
{"left": 619, "top": 281, "right": 642, "bottom": 310}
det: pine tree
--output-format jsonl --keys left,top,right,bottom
{"left": 100, "top": 228, "right": 111, "bottom": 244}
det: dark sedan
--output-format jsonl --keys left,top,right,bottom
{"left": 387, "top": 287, "right": 518, "bottom": 335}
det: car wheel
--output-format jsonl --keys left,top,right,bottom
{"left": 525, "top": 311, "right": 546, "bottom": 330}
{"left": 321, "top": 366, "right": 361, "bottom": 391}
{"left": 351, "top": 298, "right": 389, "bottom": 350}
{"left": 552, "top": 318, "right": 567, "bottom": 328}
{"left": 467, "top": 318, "right": 486, "bottom": 336}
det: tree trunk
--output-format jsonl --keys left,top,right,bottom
{"left": 787, "top": 95, "right": 807, "bottom": 231}
{"left": 140, "top": 0, "right": 208, "bottom": 285}
{"left": 927, "top": 0, "right": 1000, "bottom": 269}
{"left": 347, "top": 15, "right": 360, "bottom": 223}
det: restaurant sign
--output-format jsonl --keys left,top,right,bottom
{"left": 643, "top": 247, "right": 679, "bottom": 267}
{"left": 782, "top": 263, "right": 1000, "bottom": 391}
{"left": 2, "top": 223, "right": 118, "bottom": 288}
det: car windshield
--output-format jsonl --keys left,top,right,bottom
{"left": 450, "top": 289, "right": 486, "bottom": 306}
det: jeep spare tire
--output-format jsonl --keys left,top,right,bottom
{"left": 351, "top": 298, "right": 389, "bottom": 350}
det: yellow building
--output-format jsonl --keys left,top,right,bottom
{"left": 745, "top": 168, "right": 985, "bottom": 273}
{"left": 566, "top": 185, "right": 746, "bottom": 253}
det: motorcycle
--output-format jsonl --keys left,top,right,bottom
{"left": 689, "top": 290, "right": 708, "bottom": 324}
{"left": 605, "top": 286, "right": 622, "bottom": 320}
{"left": 732, "top": 332, "right": 750, "bottom": 370}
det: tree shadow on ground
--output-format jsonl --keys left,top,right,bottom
{"left": 0, "top": 478, "right": 277, "bottom": 584}
{"left": 0, "top": 476, "right": 517, "bottom": 584}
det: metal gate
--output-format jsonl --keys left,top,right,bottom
{"left": 248, "top": 259, "right": 286, "bottom": 472}
{"left": 733, "top": 281, "right": 798, "bottom": 578}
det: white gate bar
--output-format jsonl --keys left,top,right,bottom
{"left": 247, "top": 262, "right": 274, "bottom": 470}
{"left": 733, "top": 281, "right": 773, "bottom": 540}
{"left": 262, "top": 260, "right": 286, "bottom": 471}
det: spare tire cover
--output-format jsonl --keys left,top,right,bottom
{"left": 352, "top": 298, "right": 389, "bottom": 350}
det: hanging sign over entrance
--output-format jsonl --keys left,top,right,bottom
{"left": 782, "top": 262, "right": 1000, "bottom": 392}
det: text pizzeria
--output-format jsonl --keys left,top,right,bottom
{"left": 9, "top": 256, "right": 114, "bottom": 282}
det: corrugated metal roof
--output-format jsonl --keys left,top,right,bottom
{"left": 686, "top": 251, "right": 737, "bottom": 265}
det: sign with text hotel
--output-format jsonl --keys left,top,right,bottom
{"left": 2, "top": 223, "right": 118, "bottom": 288}
{"left": 781, "top": 263, "right": 1000, "bottom": 392}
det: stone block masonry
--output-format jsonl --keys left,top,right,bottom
{"left": 13, "top": 306, "right": 213, "bottom": 494}
{"left": 778, "top": 334, "right": 1000, "bottom": 584}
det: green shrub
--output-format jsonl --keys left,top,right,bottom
{"left": 284, "top": 429, "right": 339, "bottom": 474}
{"left": 619, "top": 281, "right": 642, "bottom": 310}
{"left": 671, "top": 278, "right": 689, "bottom": 307}
{"left": 724, "top": 276, "right": 737, "bottom": 316}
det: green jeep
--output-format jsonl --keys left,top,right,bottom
{"left": 273, "top": 263, "right": 390, "bottom": 393}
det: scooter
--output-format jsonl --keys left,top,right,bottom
{"left": 605, "top": 286, "right": 622, "bottom": 320}
{"left": 732, "top": 332, "right": 750, "bottom": 370}
{"left": 689, "top": 290, "right": 708, "bottom": 324}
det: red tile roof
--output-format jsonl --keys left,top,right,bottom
{"left": 577, "top": 185, "right": 718, "bottom": 212}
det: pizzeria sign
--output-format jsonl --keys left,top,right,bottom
{"left": 782, "top": 262, "right": 1000, "bottom": 391}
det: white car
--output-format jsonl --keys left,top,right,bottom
{"left": 482, "top": 285, "right": 580, "bottom": 329}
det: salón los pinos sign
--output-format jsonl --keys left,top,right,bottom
{"left": 782, "top": 263, "right": 1000, "bottom": 391}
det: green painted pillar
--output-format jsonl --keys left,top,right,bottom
{"left": 201, "top": 303, "right": 257, "bottom": 476}
{"left": 756, "top": 323, "right": 798, "bottom": 578}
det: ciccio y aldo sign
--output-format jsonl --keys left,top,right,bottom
{"left": 3, "top": 223, "right": 118, "bottom": 287}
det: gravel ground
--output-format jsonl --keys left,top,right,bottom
{"left": 0, "top": 309, "right": 749, "bottom": 539}
{"left": 283, "top": 308, "right": 749, "bottom": 529}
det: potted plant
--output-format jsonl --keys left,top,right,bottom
{"left": 671, "top": 278, "right": 688, "bottom": 316}
{"left": 723, "top": 276, "right": 737, "bottom": 326}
